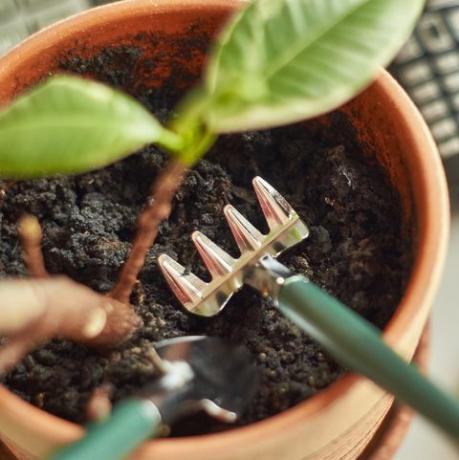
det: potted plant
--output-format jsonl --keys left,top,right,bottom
{"left": 0, "top": 0, "right": 449, "bottom": 459}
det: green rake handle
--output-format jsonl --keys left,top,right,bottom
{"left": 278, "top": 275, "right": 459, "bottom": 440}
{"left": 48, "top": 399, "right": 161, "bottom": 460}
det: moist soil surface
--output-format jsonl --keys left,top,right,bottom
{"left": 0, "top": 40, "right": 411, "bottom": 436}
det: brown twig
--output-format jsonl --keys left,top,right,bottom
{"left": 18, "top": 214, "right": 48, "bottom": 278}
{"left": 0, "top": 277, "right": 142, "bottom": 373}
{"left": 86, "top": 384, "right": 113, "bottom": 422}
{"left": 144, "top": 346, "right": 169, "bottom": 375}
{"left": 110, "top": 159, "right": 187, "bottom": 304}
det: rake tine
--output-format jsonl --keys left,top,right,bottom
{"left": 157, "top": 254, "right": 207, "bottom": 308}
{"left": 223, "top": 205, "right": 264, "bottom": 253}
{"left": 192, "top": 231, "right": 235, "bottom": 278}
{"left": 252, "top": 176, "right": 295, "bottom": 230}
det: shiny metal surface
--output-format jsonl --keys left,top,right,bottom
{"left": 138, "top": 336, "right": 258, "bottom": 425}
{"left": 158, "top": 176, "right": 309, "bottom": 317}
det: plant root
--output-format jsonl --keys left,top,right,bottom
{"left": 18, "top": 214, "right": 48, "bottom": 278}
{"left": 0, "top": 277, "right": 141, "bottom": 373}
{"left": 86, "top": 384, "right": 113, "bottom": 422}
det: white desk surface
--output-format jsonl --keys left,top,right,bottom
{"left": 396, "top": 212, "right": 459, "bottom": 459}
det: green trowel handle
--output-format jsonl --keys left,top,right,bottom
{"left": 48, "top": 399, "right": 161, "bottom": 460}
{"left": 278, "top": 275, "right": 459, "bottom": 440}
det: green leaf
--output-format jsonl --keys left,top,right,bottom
{"left": 0, "top": 76, "right": 183, "bottom": 178}
{"left": 204, "top": 0, "right": 424, "bottom": 133}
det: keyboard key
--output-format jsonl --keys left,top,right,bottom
{"left": 412, "top": 81, "right": 441, "bottom": 103}
{"left": 446, "top": 8, "right": 459, "bottom": 40}
{"left": 418, "top": 13, "right": 455, "bottom": 52}
{"left": 396, "top": 37, "right": 422, "bottom": 63}
{"left": 444, "top": 72, "right": 459, "bottom": 91}
{"left": 435, "top": 50, "right": 459, "bottom": 73}
{"left": 422, "top": 99, "right": 449, "bottom": 122}
{"left": 439, "top": 136, "right": 459, "bottom": 159}
{"left": 432, "top": 118, "right": 457, "bottom": 140}
{"left": 400, "top": 61, "right": 433, "bottom": 85}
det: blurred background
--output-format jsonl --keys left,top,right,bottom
{"left": 392, "top": 2, "right": 459, "bottom": 459}
{"left": 0, "top": 1, "right": 458, "bottom": 459}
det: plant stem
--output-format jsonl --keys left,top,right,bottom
{"left": 157, "top": 128, "right": 185, "bottom": 153}
{"left": 110, "top": 159, "right": 187, "bottom": 304}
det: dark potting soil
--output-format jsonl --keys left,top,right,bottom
{"left": 0, "top": 37, "right": 412, "bottom": 436}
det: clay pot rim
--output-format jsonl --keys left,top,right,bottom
{"left": 0, "top": 0, "right": 450, "bottom": 451}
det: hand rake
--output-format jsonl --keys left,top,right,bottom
{"left": 159, "top": 176, "right": 459, "bottom": 441}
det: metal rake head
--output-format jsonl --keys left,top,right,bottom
{"left": 158, "top": 177, "right": 309, "bottom": 317}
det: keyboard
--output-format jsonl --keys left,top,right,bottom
{"left": 393, "top": 1, "right": 459, "bottom": 161}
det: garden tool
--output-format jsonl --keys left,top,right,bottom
{"left": 159, "top": 176, "right": 459, "bottom": 440}
{"left": 49, "top": 336, "right": 257, "bottom": 460}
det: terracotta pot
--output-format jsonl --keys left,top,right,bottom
{"left": 0, "top": 1, "right": 449, "bottom": 459}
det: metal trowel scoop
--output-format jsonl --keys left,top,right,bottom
{"left": 49, "top": 336, "right": 257, "bottom": 460}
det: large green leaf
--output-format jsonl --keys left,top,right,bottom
{"left": 204, "top": 0, "right": 424, "bottom": 133}
{"left": 0, "top": 76, "right": 182, "bottom": 178}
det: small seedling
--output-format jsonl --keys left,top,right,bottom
{"left": 0, "top": 0, "right": 423, "bottom": 377}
